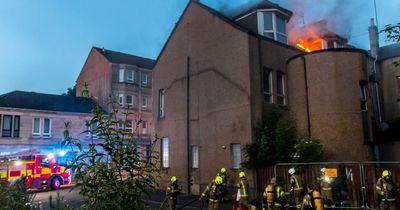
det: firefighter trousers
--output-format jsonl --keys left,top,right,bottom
{"left": 208, "top": 199, "right": 220, "bottom": 210}
{"left": 167, "top": 197, "right": 177, "bottom": 210}
{"left": 380, "top": 200, "right": 396, "bottom": 210}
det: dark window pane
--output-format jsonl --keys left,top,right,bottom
{"left": 277, "top": 73, "right": 285, "bottom": 105}
{"left": 276, "top": 34, "right": 287, "bottom": 43}
{"left": 263, "top": 32, "right": 274, "bottom": 39}
{"left": 13, "top": 116, "right": 20, "bottom": 137}
{"left": 276, "top": 16, "right": 286, "bottom": 34}
{"left": 2, "top": 115, "right": 12, "bottom": 137}
{"left": 263, "top": 12, "right": 273, "bottom": 30}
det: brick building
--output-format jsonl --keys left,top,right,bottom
{"left": 76, "top": 47, "right": 155, "bottom": 148}
{"left": 152, "top": 1, "right": 379, "bottom": 195}
{"left": 0, "top": 91, "right": 97, "bottom": 156}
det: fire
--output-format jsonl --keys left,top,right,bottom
{"left": 295, "top": 38, "right": 324, "bottom": 52}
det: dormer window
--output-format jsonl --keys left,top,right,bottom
{"left": 258, "top": 11, "right": 288, "bottom": 44}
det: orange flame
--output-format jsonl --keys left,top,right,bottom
{"left": 295, "top": 38, "right": 324, "bottom": 52}
{"left": 289, "top": 21, "right": 326, "bottom": 53}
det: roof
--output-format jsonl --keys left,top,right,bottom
{"left": 233, "top": 0, "right": 293, "bottom": 20}
{"left": 0, "top": 91, "right": 100, "bottom": 114}
{"left": 378, "top": 43, "right": 400, "bottom": 61}
{"left": 93, "top": 47, "right": 155, "bottom": 69}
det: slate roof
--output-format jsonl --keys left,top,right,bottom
{"left": 0, "top": 91, "right": 99, "bottom": 114}
{"left": 378, "top": 43, "right": 400, "bottom": 61}
{"left": 93, "top": 47, "right": 155, "bottom": 69}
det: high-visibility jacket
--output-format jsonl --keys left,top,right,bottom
{"left": 202, "top": 181, "right": 224, "bottom": 201}
{"left": 237, "top": 177, "right": 249, "bottom": 198}
{"left": 302, "top": 190, "right": 324, "bottom": 210}
{"left": 376, "top": 177, "right": 397, "bottom": 202}
{"left": 290, "top": 175, "right": 303, "bottom": 192}
{"left": 166, "top": 182, "right": 181, "bottom": 198}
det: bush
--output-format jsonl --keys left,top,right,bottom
{"left": 0, "top": 177, "right": 34, "bottom": 209}
{"left": 63, "top": 92, "right": 159, "bottom": 209}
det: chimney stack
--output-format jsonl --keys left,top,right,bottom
{"left": 368, "top": 18, "right": 379, "bottom": 58}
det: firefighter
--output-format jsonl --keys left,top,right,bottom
{"left": 218, "top": 167, "right": 228, "bottom": 201}
{"left": 376, "top": 170, "right": 398, "bottom": 210}
{"left": 201, "top": 175, "right": 224, "bottom": 210}
{"left": 237, "top": 171, "right": 250, "bottom": 210}
{"left": 319, "top": 168, "right": 335, "bottom": 208}
{"left": 288, "top": 168, "right": 303, "bottom": 209}
{"left": 263, "top": 177, "right": 288, "bottom": 210}
{"left": 166, "top": 176, "right": 181, "bottom": 210}
{"left": 301, "top": 183, "right": 324, "bottom": 210}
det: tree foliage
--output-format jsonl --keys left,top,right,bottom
{"left": 292, "top": 138, "right": 323, "bottom": 163}
{"left": 0, "top": 178, "right": 34, "bottom": 209}
{"left": 382, "top": 22, "right": 400, "bottom": 67}
{"left": 243, "top": 106, "right": 297, "bottom": 167}
{"left": 63, "top": 91, "right": 159, "bottom": 209}
{"left": 62, "top": 85, "right": 77, "bottom": 96}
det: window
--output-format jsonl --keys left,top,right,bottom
{"left": 2, "top": 115, "right": 12, "bottom": 137}
{"left": 231, "top": 144, "right": 241, "bottom": 169}
{"left": 141, "top": 73, "right": 148, "bottom": 86}
{"left": 359, "top": 83, "right": 367, "bottom": 111}
{"left": 159, "top": 89, "right": 165, "bottom": 118}
{"left": 126, "top": 95, "right": 133, "bottom": 107}
{"left": 162, "top": 137, "right": 169, "bottom": 168}
{"left": 13, "top": 116, "right": 20, "bottom": 138}
{"left": 146, "top": 144, "right": 152, "bottom": 163}
{"left": 33, "top": 118, "right": 41, "bottom": 137}
{"left": 142, "top": 95, "right": 148, "bottom": 109}
{"left": 43, "top": 118, "right": 51, "bottom": 137}
{"left": 396, "top": 75, "right": 400, "bottom": 98}
{"left": 142, "top": 121, "right": 147, "bottom": 134}
{"left": 126, "top": 70, "right": 134, "bottom": 83}
{"left": 87, "top": 121, "right": 99, "bottom": 139}
{"left": 125, "top": 120, "right": 133, "bottom": 133}
{"left": 192, "top": 146, "right": 199, "bottom": 169}
{"left": 118, "top": 94, "right": 124, "bottom": 107}
{"left": 119, "top": 69, "right": 124, "bottom": 82}
{"left": 263, "top": 68, "right": 273, "bottom": 103}
{"left": 258, "top": 11, "right": 288, "bottom": 44}
{"left": 277, "top": 72, "right": 285, "bottom": 105}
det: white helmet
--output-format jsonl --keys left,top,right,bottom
{"left": 320, "top": 168, "right": 326, "bottom": 173}
{"left": 288, "top": 168, "right": 296, "bottom": 175}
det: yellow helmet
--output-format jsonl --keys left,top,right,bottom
{"left": 382, "top": 170, "right": 391, "bottom": 178}
{"left": 239, "top": 171, "right": 246, "bottom": 178}
{"left": 220, "top": 167, "right": 227, "bottom": 174}
{"left": 171, "top": 176, "right": 177, "bottom": 182}
{"left": 214, "top": 176, "right": 223, "bottom": 185}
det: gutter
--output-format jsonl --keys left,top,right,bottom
{"left": 301, "top": 56, "right": 312, "bottom": 138}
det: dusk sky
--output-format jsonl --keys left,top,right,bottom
{"left": 0, "top": 0, "right": 398, "bottom": 95}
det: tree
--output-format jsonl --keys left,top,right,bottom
{"left": 382, "top": 22, "right": 400, "bottom": 66}
{"left": 63, "top": 90, "right": 159, "bottom": 209}
{"left": 243, "top": 106, "right": 297, "bottom": 168}
{"left": 62, "top": 85, "right": 76, "bottom": 96}
{"left": 292, "top": 138, "right": 323, "bottom": 163}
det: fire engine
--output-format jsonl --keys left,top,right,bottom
{"left": 0, "top": 152, "right": 71, "bottom": 190}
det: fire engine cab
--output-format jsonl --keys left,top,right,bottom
{"left": 0, "top": 153, "right": 71, "bottom": 190}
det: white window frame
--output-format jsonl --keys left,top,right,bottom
{"left": 126, "top": 95, "right": 133, "bottom": 107}
{"left": 118, "top": 93, "right": 124, "bottom": 107}
{"left": 141, "top": 73, "right": 148, "bottom": 86}
{"left": 126, "top": 70, "right": 134, "bottom": 83}
{"left": 231, "top": 144, "right": 241, "bottom": 169}
{"left": 141, "top": 120, "right": 147, "bottom": 135}
{"left": 192, "top": 146, "right": 199, "bottom": 169}
{"left": 142, "top": 95, "right": 148, "bottom": 109}
{"left": 119, "top": 69, "right": 124, "bottom": 82}
{"left": 125, "top": 120, "right": 133, "bottom": 133}
{"left": 159, "top": 89, "right": 165, "bottom": 118}
{"left": 263, "top": 69, "right": 273, "bottom": 104}
{"left": 257, "top": 10, "right": 288, "bottom": 44}
{"left": 32, "top": 118, "right": 41, "bottom": 137}
{"left": 87, "top": 121, "right": 99, "bottom": 139}
{"left": 162, "top": 137, "right": 169, "bottom": 168}
{"left": 42, "top": 118, "right": 51, "bottom": 138}
{"left": 277, "top": 72, "right": 286, "bottom": 105}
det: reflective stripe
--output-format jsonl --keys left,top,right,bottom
{"left": 322, "top": 187, "right": 332, "bottom": 190}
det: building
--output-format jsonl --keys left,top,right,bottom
{"left": 0, "top": 91, "right": 97, "bottom": 157}
{"left": 152, "top": 1, "right": 378, "bottom": 195}
{"left": 76, "top": 47, "right": 155, "bottom": 148}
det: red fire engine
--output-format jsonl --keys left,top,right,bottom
{"left": 0, "top": 152, "right": 71, "bottom": 190}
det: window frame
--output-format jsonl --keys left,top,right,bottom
{"left": 126, "top": 70, "right": 134, "bottom": 83}
{"left": 125, "top": 120, "right": 133, "bottom": 133}
{"left": 159, "top": 89, "right": 165, "bottom": 118}
{"left": 142, "top": 95, "right": 148, "bottom": 109}
{"left": 32, "top": 118, "right": 41, "bottom": 137}
{"left": 126, "top": 95, "right": 133, "bottom": 107}
{"left": 142, "top": 120, "right": 147, "bottom": 135}
{"left": 2, "top": 115, "right": 12, "bottom": 137}
{"left": 118, "top": 93, "right": 124, "bottom": 107}
{"left": 276, "top": 71, "right": 286, "bottom": 105}
{"left": 257, "top": 10, "right": 288, "bottom": 44}
{"left": 13, "top": 116, "right": 20, "bottom": 138}
{"left": 119, "top": 69, "right": 124, "bottom": 82}
{"left": 141, "top": 73, "right": 148, "bottom": 86}
{"left": 263, "top": 68, "right": 273, "bottom": 104}
{"left": 162, "top": 137, "right": 169, "bottom": 168}
{"left": 42, "top": 118, "right": 51, "bottom": 138}
{"left": 230, "top": 144, "right": 241, "bottom": 169}
{"left": 359, "top": 82, "right": 368, "bottom": 111}
{"left": 191, "top": 145, "right": 199, "bottom": 169}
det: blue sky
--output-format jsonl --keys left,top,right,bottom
{"left": 0, "top": 0, "right": 398, "bottom": 95}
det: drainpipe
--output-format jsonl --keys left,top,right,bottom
{"left": 301, "top": 56, "right": 312, "bottom": 138}
{"left": 186, "top": 56, "right": 191, "bottom": 194}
